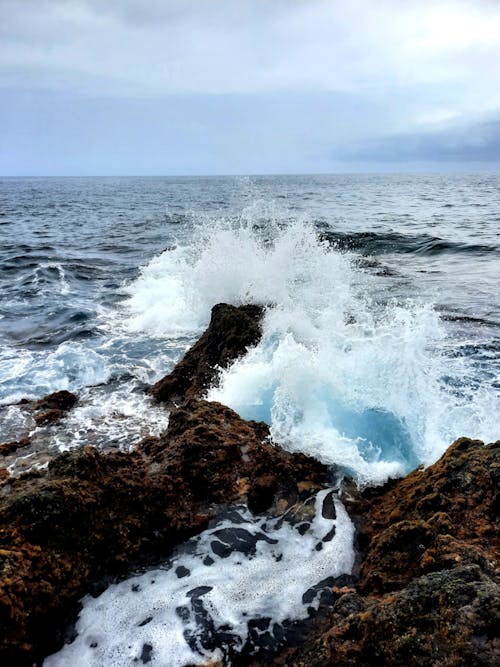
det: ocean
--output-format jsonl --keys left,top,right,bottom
{"left": 1, "top": 173, "right": 499, "bottom": 664}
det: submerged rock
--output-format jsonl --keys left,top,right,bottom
{"left": 0, "top": 437, "right": 31, "bottom": 458}
{"left": 150, "top": 303, "right": 264, "bottom": 404}
{"left": 0, "top": 391, "right": 79, "bottom": 477}
{"left": 0, "top": 400, "right": 327, "bottom": 665}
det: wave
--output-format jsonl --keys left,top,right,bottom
{"left": 319, "top": 229, "right": 498, "bottom": 257}
{"left": 123, "top": 217, "right": 499, "bottom": 486}
{"left": 0, "top": 341, "right": 111, "bottom": 406}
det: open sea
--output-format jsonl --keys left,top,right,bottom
{"left": 1, "top": 173, "right": 499, "bottom": 664}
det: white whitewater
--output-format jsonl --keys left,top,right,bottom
{"left": 123, "top": 216, "right": 498, "bottom": 485}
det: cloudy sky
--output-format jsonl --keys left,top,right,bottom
{"left": 1, "top": 0, "right": 499, "bottom": 175}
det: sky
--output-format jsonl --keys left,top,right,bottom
{"left": 1, "top": 0, "right": 499, "bottom": 175}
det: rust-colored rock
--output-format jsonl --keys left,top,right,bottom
{"left": 0, "top": 400, "right": 327, "bottom": 665}
{"left": 6, "top": 390, "right": 79, "bottom": 428}
{"left": 30, "top": 390, "right": 78, "bottom": 413}
{"left": 278, "top": 565, "right": 499, "bottom": 667}
{"left": 150, "top": 303, "right": 264, "bottom": 404}
{"left": 355, "top": 437, "right": 499, "bottom": 594}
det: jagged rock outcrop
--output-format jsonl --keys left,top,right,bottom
{"left": 355, "top": 437, "right": 499, "bottom": 595}
{"left": 150, "top": 303, "right": 264, "bottom": 404}
{"left": 0, "top": 437, "right": 31, "bottom": 457}
{"left": 273, "top": 438, "right": 499, "bottom": 666}
{"left": 0, "top": 400, "right": 327, "bottom": 665}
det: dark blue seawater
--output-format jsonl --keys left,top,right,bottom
{"left": 0, "top": 174, "right": 499, "bottom": 478}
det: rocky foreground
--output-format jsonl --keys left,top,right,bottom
{"left": 0, "top": 304, "right": 498, "bottom": 666}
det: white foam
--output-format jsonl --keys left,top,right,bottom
{"left": 32, "top": 263, "right": 71, "bottom": 295}
{"left": 0, "top": 342, "right": 110, "bottom": 407}
{"left": 0, "top": 340, "right": 169, "bottom": 458}
{"left": 121, "top": 216, "right": 499, "bottom": 486}
{"left": 0, "top": 404, "right": 36, "bottom": 442}
{"left": 51, "top": 383, "right": 170, "bottom": 453}
{"left": 45, "top": 490, "right": 354, "bottom": 667}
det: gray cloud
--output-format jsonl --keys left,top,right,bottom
{"left": 1, "top": 0, "right": 500, "bottom": 173}
{"left": 1, "top": 0, "right": 499, "bottom": 100}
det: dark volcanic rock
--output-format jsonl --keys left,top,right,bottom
{"left": 273, "top": 438, "right": 500, "bottom": 666}
{"left": 280, "top": 565, "right": 499, "bottom": 667}
{"left": 0, "top": 400, "right": 327, "bottom": 665}
{"left": 150, "top": 303, "right": 264, "bottom": 404}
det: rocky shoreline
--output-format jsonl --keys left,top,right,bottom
{"left": 1, "top": 304, "right": 498, "bottom": 666}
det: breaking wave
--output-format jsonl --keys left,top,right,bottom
{"left": 122, "top": 217, "right": 499, "bottom": 486}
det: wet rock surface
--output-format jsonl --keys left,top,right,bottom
{"left": 0, "top": 400, "right": 327, "bottom": 665}
{"left": 150, "top": 303, "right": 264, "bottom": 404}
{"left": 272, "top": 438, "right": 499, "bottom": 666}
{"left": 0, "top": 437, "right": 31, "bottom": 458}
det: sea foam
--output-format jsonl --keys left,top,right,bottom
{"left": 45, "top": 490, "right": 354, "bottom": 666}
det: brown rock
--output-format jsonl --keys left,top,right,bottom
{"left": 150, "top": 303, "right": 264, "bottom": 404}
{"left": 31, "top": 390, "right": 78, "bottom": 414}
{"left": 273, "top": 438, "right": 500, "bottom": 666}
{"left": 280, "top": 565, "right": 499, "bottom": 667}
{"left": 31, "top": 390, "right": 78, "bottom": 426}
{"left": 10, "top": 390, "right": 78, "bottom": 428}
{"left": 355, "top": 438, "right": 499, "bottom": 594}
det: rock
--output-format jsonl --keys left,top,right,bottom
{"left": 31, "top": 390, "right": 78, "bottom": 426}
{"left": 273, "top": 438, "right": 500, "bottom": 666}
{"left": 150, "top": 303, "right": 264, "bottom": 404}
{"left": 8, "top": 390, "right": 79, "bottom": 428}
{"left": 31, "top": 390, "right": 78, "bottom": 413}
{"left": 283, "top": 565, "right": 499, "bottom": 667}
{"left": 0, "top": 400, "right": 327, "bottom": 665}
{"left": 355, "top": 438, "right": 499, "bottom": 594}
{"left": 0, "top": 437, "right": 31, "bottom": 457}
{"left": 2, "top": 295, "right": 498, "bottom": 667}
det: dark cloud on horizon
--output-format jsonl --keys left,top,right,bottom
{"left": 334, "top": 119, "right": 500, "bottom": 163}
